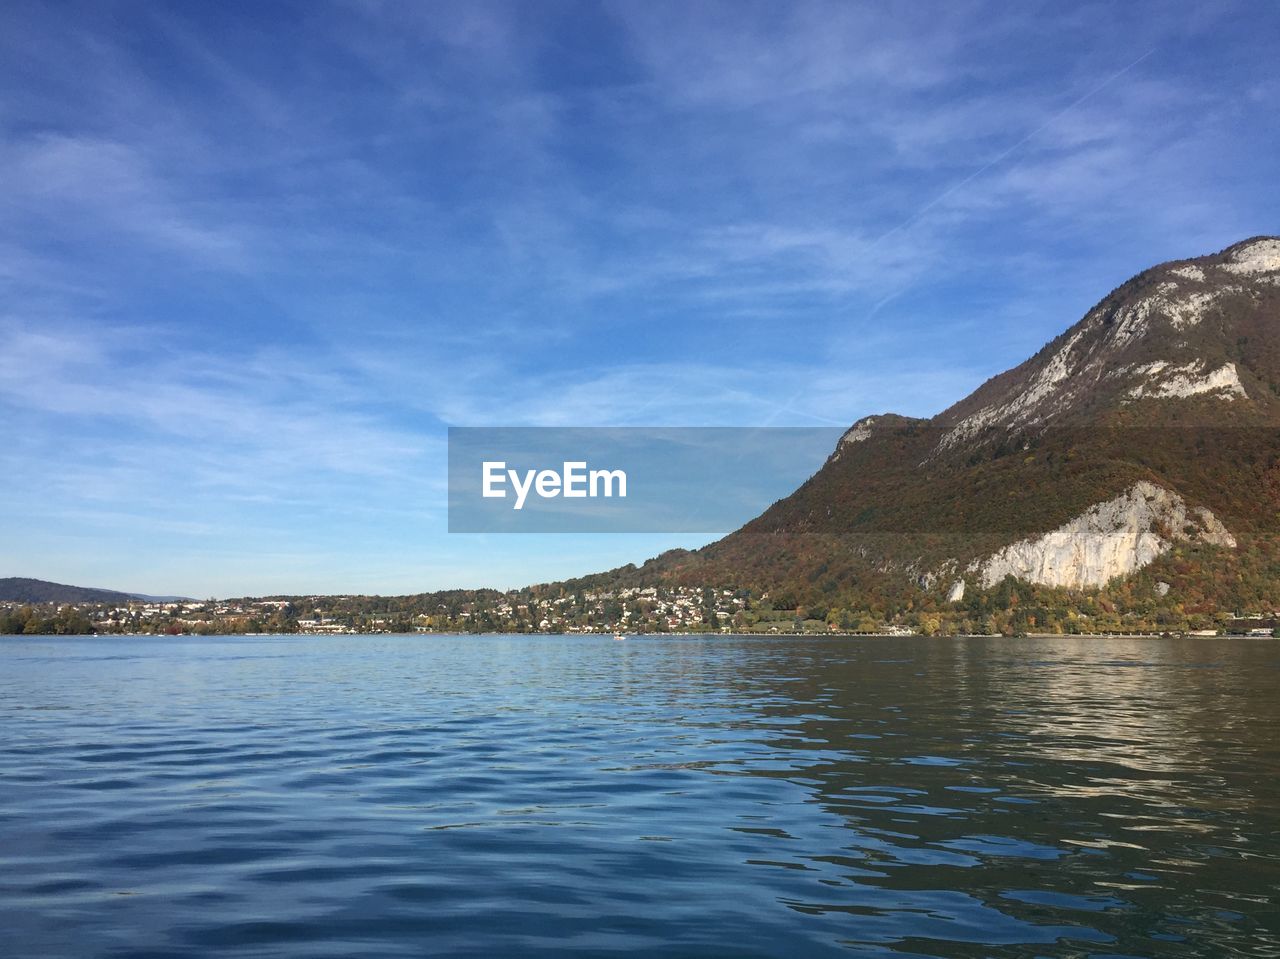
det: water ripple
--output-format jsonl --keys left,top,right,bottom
{"left": 2, "top": 634, "right": 1278, "bottom": 957}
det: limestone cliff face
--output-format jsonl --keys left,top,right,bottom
{"left": 973, "top": 481, "right": 1236, "bottom": 589}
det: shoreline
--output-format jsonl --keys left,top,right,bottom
{"left": 5, "top": 631, "right": 1275, "bottom": 641}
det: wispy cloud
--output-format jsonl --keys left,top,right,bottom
{"left": 0, "top": 134, "right": 248, "bottom": 267}
{"left": 1, "top": 0, "right": 1277, "bottom": 593}
{"left": 0, "top": 319, "right": 431, "bottom": 478}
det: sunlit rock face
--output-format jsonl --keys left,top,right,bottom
{"left": 974, "top": 481, "right": 1235, "bottom": 589}
{"left": 934, "top": 236, "right": 1280, "bottom": 453}
{"left": 1221, "top": 237, "right": 1280, "bottom": 275}
{"left": 1124, "top": 361, "right": 1246, "bottom": 400}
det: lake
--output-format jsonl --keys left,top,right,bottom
{"left": 1, "top": 634, "right": 1277, "bottom": 957}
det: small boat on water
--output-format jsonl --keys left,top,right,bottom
{"left": 613, "top": 633, "right": 626, "bottom": 641}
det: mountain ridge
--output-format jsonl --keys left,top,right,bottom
{"left": 595, "top": 236, "right": 1280, "bottom": 627}
{"left": 0, "top": 578, "right": 186, "bottom": 604}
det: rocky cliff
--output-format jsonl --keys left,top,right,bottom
{"left": 972, "top": 481, "right": 1235, "bottom": 589}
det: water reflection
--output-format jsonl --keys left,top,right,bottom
{"left": 0, "top": 635, "right": 1277, "bottom": 957}
{"left": 715, "top": 636, "right": 1280, "bottom": 956}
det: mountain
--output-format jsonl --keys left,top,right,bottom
{"left": 0, "top": 578, "right": 150, "bottom": 604}
{"left": 611, "top": 237, "right": 1280, "bottom": 628}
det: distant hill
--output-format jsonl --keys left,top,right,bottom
{"left": 0, "top": 578, "right": 150, "bottom": 603}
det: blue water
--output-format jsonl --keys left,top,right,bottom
{"left": 2, "top": 634, "right": 1278, "bottom": 957}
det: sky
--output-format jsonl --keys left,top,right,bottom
{"left": 2, "top": 0, "right": 1278, "bottom": 597}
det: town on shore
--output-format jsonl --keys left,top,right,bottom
{"left": 3, "top": 583, "right": 1277, "bottom": 638}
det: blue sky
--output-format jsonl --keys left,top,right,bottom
{"left": 2, "top": 1, "right": 1278, "bottom": 597}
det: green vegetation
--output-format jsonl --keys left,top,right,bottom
{"left": 3, "top": 572, "right": 1274, "bottom": 638}
{"left": 0, "top": 605, "right": 94, "bottom": 635}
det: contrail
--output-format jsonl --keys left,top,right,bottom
{"left": 875, "top": 47, "right": 1159, "bottom": 245}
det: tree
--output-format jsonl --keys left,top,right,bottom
{"left": 917, "top": 613, "right": 942, "bottom": 636}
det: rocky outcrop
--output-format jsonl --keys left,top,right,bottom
{"left": 935, "top": 236, "right": 1278, "bottom": 453}
{"left": 840, "top": 416, "right": 879, "bottom": 445}
{"left": 1124, "top": 361, "right": 1246, "bottom": 400}
{"left": 973, "top": 481, "right": 1235, "bottom": 589}
{"left": 1221, "top": 237, "right": 1280, "bottom": 275}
